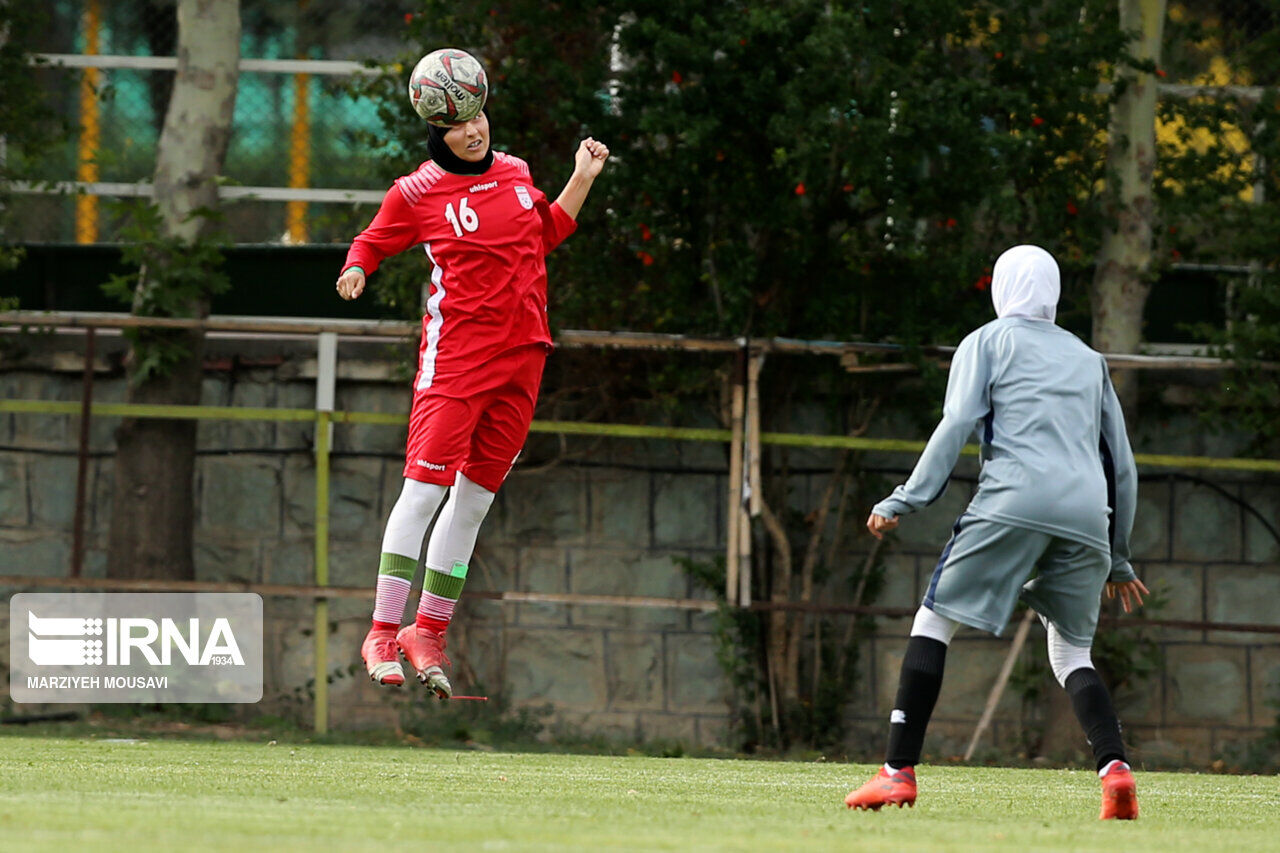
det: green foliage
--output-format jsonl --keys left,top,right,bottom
{"left": 1199, "top": 208, "right": 1280, "bottom": 450}
{"left": 100, "top": 201, "right": 229, "bottom": 383}
{"left": 351, "top": 1, "right": 1124, "bottom": 344}
{"left": 0, "top": 6, "right": 64, "bottom": 180}
{"left": 1214, "top": 276, "right": 1280, "bottom": 448}
{"left": 0, "top": 5, "right": 67, "bottom": 243}
{"left": 1157, "top": 11, "right": 1280, "bottom": 446}
{"left": 595, "top": 0, "right": 1122, "bottom": 340}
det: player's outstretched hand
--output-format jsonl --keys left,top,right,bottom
{"left": 574, "top": 137, "right": 610, "bottom": 180}
{"left": 336, "top": 267, "right": 366, "bottom": 301}
{"left": 866, "top": 511, "right": 899, "bottom": 540}
{"left": 1106, "top": 578, "right": 1150, "bottom": 614}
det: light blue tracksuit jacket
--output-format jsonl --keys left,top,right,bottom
{"left": 873, "top": 246, "right": 1138, "bottom": 583}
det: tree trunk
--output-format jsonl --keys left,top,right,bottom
{"left": 759, "top": 500, "right": 796, "bottom": 710}
{"left": 1091, "top": 0, "right": 1167, "bottom": 412}
{"left": 107, "top": 0, "right": 240, "bottom": 580}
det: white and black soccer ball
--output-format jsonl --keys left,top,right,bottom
{"left": 407, "top": 48, "right": 488, "bottom": 126}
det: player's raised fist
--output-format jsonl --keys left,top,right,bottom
{"left": 575, "top": 138, "right": 610, "bottom": 179}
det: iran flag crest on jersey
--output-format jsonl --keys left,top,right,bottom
{"left": 514, "top": 185, "right": 533, "bottom": 210}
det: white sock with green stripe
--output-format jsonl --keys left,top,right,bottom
{"left": 416, "top": 562, "right": 467, "bottom": 633}
{"left": 414, "top": 473, "right": 496, "bottom": 633}
{"left": 373, "top": 554, "right": 416, "bottom": 628}
{"left": 371, "top": 479, "right": 448, "bottom": 629}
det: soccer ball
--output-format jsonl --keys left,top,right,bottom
{"left": 408, "top": 48, "right": 488, "bottom": 126}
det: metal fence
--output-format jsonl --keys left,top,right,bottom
{"left": 8, "top": 0, "right": 415, "bottom": 244}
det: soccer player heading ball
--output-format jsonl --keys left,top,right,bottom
{"left": 337, "top": 49, "right": 609, "bottom": 699}
{"left": 846, "top": 245, "right": 1148, "bottom": 820}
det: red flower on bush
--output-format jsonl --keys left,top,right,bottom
{"left": 1066, "top": 201, "right": 1078, "bottom": 215}
{"left": 975, "top": 266, "right": 993, "bottom": 291}
{"left": 671, "top": 71, "right": 683, "bottom": 84}
{"left": 794, "top": 183, "right": 806, "bottom": 196}
{"left": 638, "top": 223, "right": 652, "bottom": 241}
{"left": 842, "top": 183, "right": 854, "bottom": 193}
{"left": 1031, "top": 115, "right": 1045, "bottom": 127}
{"left": 637, "top": 251, "right": 655, "bottom": 266}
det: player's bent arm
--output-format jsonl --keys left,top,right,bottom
{"left": 539, "top": 201, "right": 579, "bottom": 254}
{"left": 874, "top": 334, "right": 990, "bottom": 518}
{"left": 339, "top": 186, "right": 421, "bottom": 292}
{"left": 874, "top": 413, "right": 973, "bottom": 518}
{"left": 553, "top": 138, "right": 610, "bottom": 220}
{"left": 554, "top": 171, "right": 595, "bottom": 221}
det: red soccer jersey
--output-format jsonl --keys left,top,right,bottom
{"left": 343, "top": 151, "right": 577, "bottom": 394}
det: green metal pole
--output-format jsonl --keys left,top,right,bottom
{"left": 313, "top": 408, "right": 331, "bottom": 735}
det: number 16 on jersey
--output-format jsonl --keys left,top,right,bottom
{"left": 445, "top": 197, "right": 479, "bottom": 237}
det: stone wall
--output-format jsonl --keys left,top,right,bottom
{"left": 1, "top": 337, "right": 1278, "bottom": 764}
{"left": 0, "top": 338, "right": 734, "bottom": 746}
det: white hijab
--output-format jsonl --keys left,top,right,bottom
{"left": 991, "top": 244, "right": 1060, "bottom": 322}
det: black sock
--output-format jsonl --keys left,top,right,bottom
{"left": 1064, "top": 667, "right": 1127, "bottom": 771}
{"left": 885, "top": 636, "right": 948, "bottom": 769}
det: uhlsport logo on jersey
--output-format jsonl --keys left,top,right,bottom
{"left": 10, "top": 593, "right": 262, "bottom": 703}
{"left": 514, "top": 185, "right": 534, "bottom": 210}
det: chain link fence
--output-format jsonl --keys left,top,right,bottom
{"left": 7, "top": 0, "right": 416, "bottom": 244}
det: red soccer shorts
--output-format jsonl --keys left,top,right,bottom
{"left": 402, "top": 345, "right": 547, "bottom": 493}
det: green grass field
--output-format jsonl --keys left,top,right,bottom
{"left": 1, "top": 735, "right": 1277, "bottom": 851}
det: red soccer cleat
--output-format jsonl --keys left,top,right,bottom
{"left": 360, "top": 626, "right": 404, "bottom": 687}
{"left": 845, "top": 765, "right": 917, "bottom": 810}
{"left": 1099, "top": 763, "right": 1139, "bottom": 820}
{"left": 396, "top": 625, "right": 453, "bottom": 699}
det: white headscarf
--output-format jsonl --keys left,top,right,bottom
{"left": 991, "top": 244, "right": 1060, "bottom": 322}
